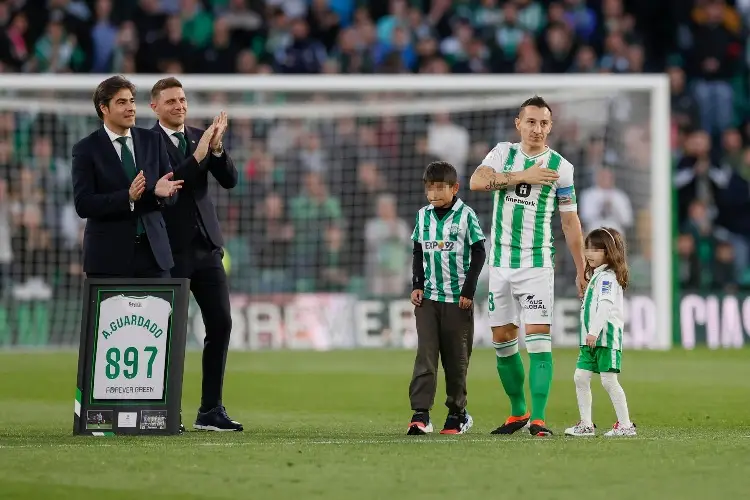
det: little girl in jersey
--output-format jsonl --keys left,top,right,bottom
{"left": 565, "top": 227, "right": 636, "bottom": 437}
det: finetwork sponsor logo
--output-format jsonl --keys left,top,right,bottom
{"left": 505, "top": 196, "right": 536, "bottom": 207}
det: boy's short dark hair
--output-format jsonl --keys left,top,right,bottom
{"left": 423, "top": 161, "right": 458, "bottom": 185}
{"left": 519, "top": 95, "right": 552, "bottom": 116}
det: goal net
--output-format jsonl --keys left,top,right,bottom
{"left": 0, "top": 74, "right": 670, "bottom": 350}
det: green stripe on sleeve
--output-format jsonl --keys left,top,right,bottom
{"left": 411, "top": 212, "right": 420, "bottom": 242}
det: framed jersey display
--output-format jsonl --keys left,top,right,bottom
{"left": 73, "top": 279, "right": 190, "bottom": 436}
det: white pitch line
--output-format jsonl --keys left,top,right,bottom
{"left": 0, "top": 435, "right": 746, "bottom": 450}
{"left": 194, "top": 436, "right": 702, "bottom": 446}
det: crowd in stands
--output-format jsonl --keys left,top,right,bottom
{"left": 0, "top": 0, "right": 748, "bottom": 302}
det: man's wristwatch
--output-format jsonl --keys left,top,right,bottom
{"left": 212, "top": 141, "right": 224, "bottom": 156}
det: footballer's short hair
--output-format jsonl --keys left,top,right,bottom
{"left": 519, "top": 95, "right": 552, "bottom": 116}
{"left": 423, "top": 161, "right": 458, "bottom": 185}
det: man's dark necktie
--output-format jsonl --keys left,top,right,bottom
{"left": 116, "top": 136, "right": 145, "bottom": 235}
{"left": 173, "top": 131, "right": 187, "bottom": 156}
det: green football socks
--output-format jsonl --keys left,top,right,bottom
{"left": 495, "top": 347, "right": 527, "bottom": 417}
{"left": 527, "top": 335, "right": 554, "bottom": 422}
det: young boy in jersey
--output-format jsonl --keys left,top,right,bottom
{"left": 407, "top": 161, "right": 486, "bottom": 435}
{"left": 565, "top": 227, "right": 636, "bottom": 437}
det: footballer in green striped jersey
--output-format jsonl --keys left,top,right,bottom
{"left": 566, "top": 227, "right": 636, "bottom": 438}
{"left": 469, "top": 96, "right": 586, "bottom": 437}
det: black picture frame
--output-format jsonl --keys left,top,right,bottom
{"left": 73, "top": 278, "right": 190, "bottom": 436}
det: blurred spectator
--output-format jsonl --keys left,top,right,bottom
{"left": 202, "top": 16, "right": 240, "bottom": 73}
{"left": 375, "top": 25, "right": 416, "bottom": 72}
{"left": 675, "top": 131, "right": 725, "bottom": 225}
{"left": 307, "top": 0, "right": 341, "bottom": 51}
{"left": 290, "top": 172, "right": 342, "bottom": 286}
{"left": 341, "top": 161, "right": 387, "bottom": 276}
{"left": 256, "top": 192, "right": 294, "bottom": 293}
{"left": 0, "top": 176, "right": 12, "bottom": 296}
{"left": 679, "top": 200, "right": 736, "bottom": 291}
{"left": 150, "top": 15, "right": 195, "bottom": 73}
{"left": 317, "top": 223, "right": 351, "bottom": 291}
{"left": 541, "top": 22, "right": 576, "bottom": 73}
{"left": 90, "top": 0, "right": 117, "bottom": 73}
{"left": 579, "top": 167, "right": 633, "bottom": 235}
{"left": 570, "top": 45, "right": 598, "bottom": 72}
{"left": 180, "top": 0, "right": 214, "bottom": 49}
{"left": 28, "top": 12, "right": 85, "bottom": 73}
{"left": 111, "top": 21, "right": 139, "bottom": 73}
{"left": 516, "top": 0, "right": 545, "bottom": 35}
{"left": 669, "top": 66, "right": 701, "bottom": 131}
{"left": 564, "top": 0, "right": 597, "bottom": 43}
{"left": 377, "top": 0, "right": 409, "bottom": 44}
{"left": 364, "top": 194, "right": 411, "bottom": 297}
{"left": 275, "top": 18, "right": 327, "bottom": 74}
{"left": 0, "top": 11, "right": 29, "bottom": 71}
{"left": 494, "top": 1, "right": 526, "bottom": 71}
{"left": 427, "top": 113, "right": 470, "bottom": 179}
{"left": 684, "top": 0, "right": 741, "bottom": 138}
{"left": 721, "top": 128, "right": 744, "bottom": 170}
{"left": 9, "top": 167, "right": 51, "bottom": 300}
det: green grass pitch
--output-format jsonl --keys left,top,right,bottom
{"left": 0, "top": 348, "right": 748, "bottom": 500}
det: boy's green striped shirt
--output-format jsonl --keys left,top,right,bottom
{"left": 411, "top": 199, "right": 485, "bottom": 304}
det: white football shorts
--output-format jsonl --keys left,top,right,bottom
{"left": 488, "top": 267, "right": 554, "bottom": 326}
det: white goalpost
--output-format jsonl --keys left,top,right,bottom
{"left": 0, "top": 74, "right": 671, "bottom": 350}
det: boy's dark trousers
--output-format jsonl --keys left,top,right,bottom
{"left": 409, "top": 298, "right": 474, "bottom": 414}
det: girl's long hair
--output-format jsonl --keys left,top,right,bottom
{"left": 584, "top": 227, "right": 629, "bottom": 289}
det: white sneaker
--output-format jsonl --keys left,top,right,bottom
{"left": 564, "top": 421, "right": 595, "bottom": 437}
{"left": 604, "top": 421, "right": 637, "bottom": 437}
{"left": 440, "top": 411, "right": 473, "bottom": 435}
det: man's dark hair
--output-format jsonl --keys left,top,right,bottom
{"left": 151, "top": 77, "right": 183, "bottom": 101}
{"left": 423, "top": 161, "right": 458, "bottom": 185}
{"left": 519, "top": 95, "right": 552, "bottom": 116}
{"left": 92, "top": 76, "right": 136, "bottom": 120}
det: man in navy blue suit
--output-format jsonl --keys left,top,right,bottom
{"left": 150, "top": 77, "right": 242, "bottom": 432}
{"left": 71, "top": 75, "right": 189, "bottom": 278}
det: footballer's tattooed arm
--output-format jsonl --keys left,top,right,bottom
{"left": 470, "top": 166, "right": 515, "bottom": 191}
{"left": 469, "top": 162, "right": 560, "bottom": 191}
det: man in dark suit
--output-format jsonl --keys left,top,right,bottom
{"left": 72, "top": 75, "right": 185, "bottom": 278}
{"left": 150, "top": 77, "right": 242, "bottom": 432}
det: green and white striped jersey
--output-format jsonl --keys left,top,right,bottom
{"left": 411, "top": 199, "right": 485, "bottom": 303}
{"left": 481, "top": 142, "right": 577, "bottom": 268}
{"left": 580, "top": 265, "right": 624, "bottom": 350}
